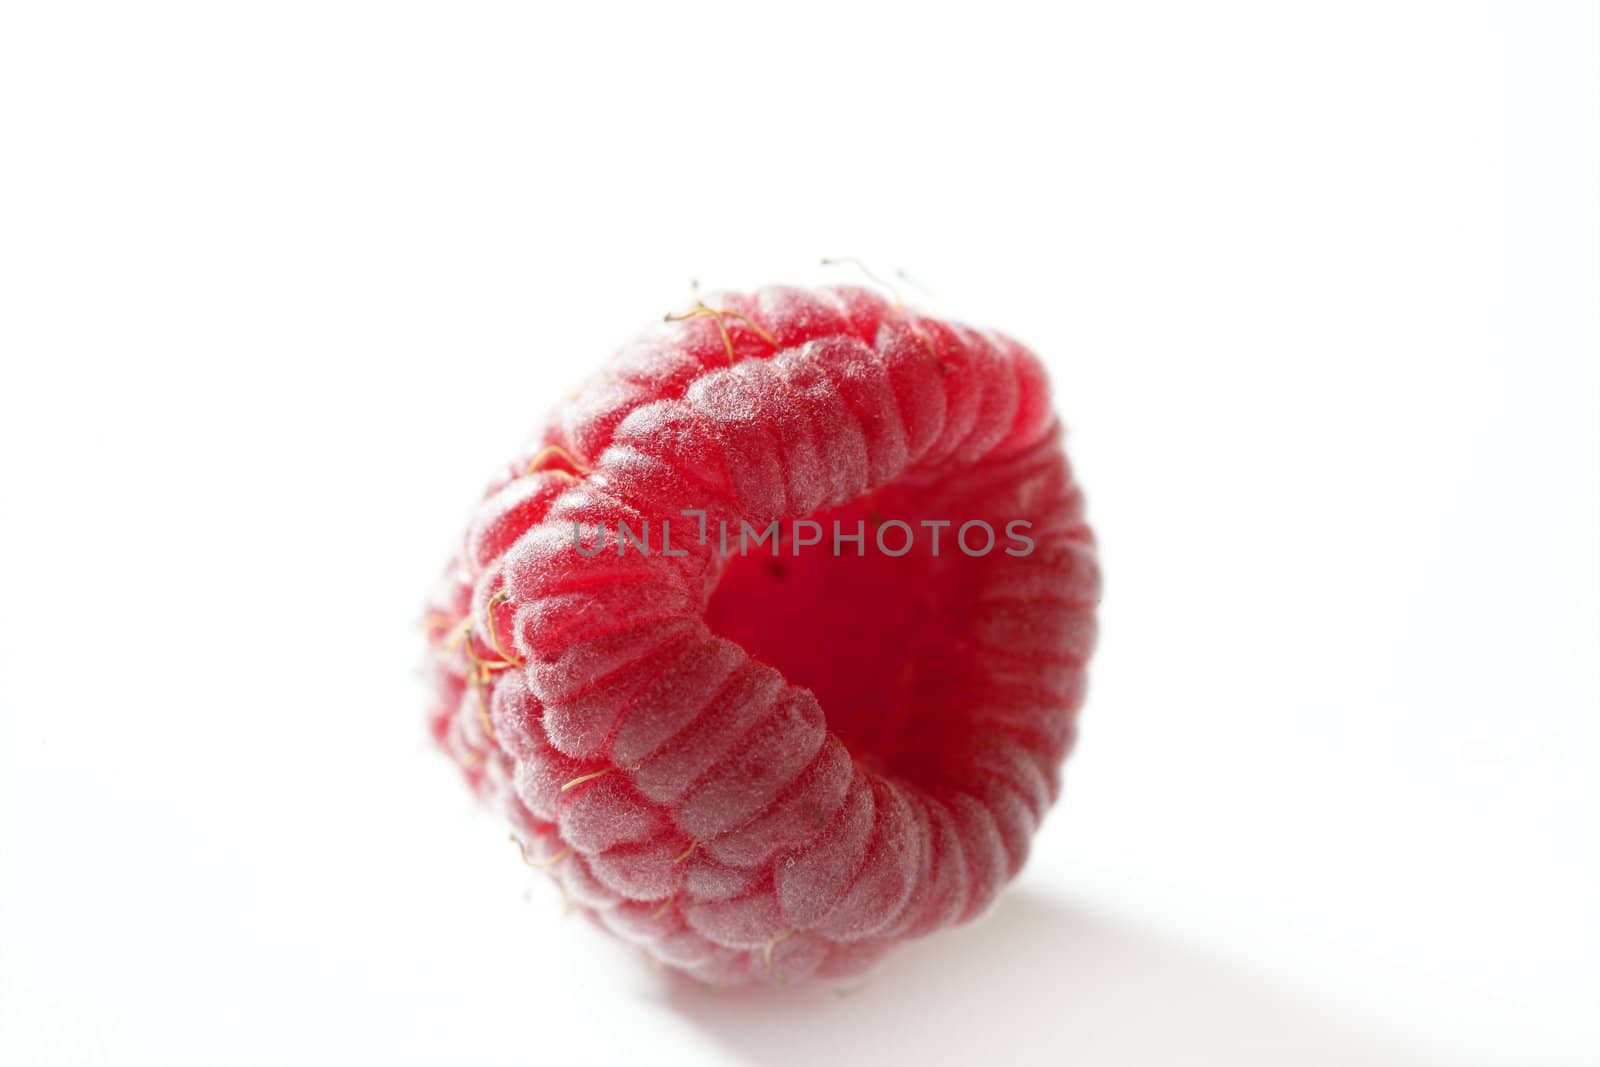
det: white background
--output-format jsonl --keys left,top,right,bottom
{"left": 2, "top": 3, "right": 1597, "bottom": 1064}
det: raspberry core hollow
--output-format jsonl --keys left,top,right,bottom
{"left": 424, "top": 285, "right": 1099, "bottom": 986}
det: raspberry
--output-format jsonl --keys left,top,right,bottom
{"left": 424, "top": 285, "right": 1099, "bottom": 986}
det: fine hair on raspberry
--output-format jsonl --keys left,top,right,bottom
{"left": 424, "top": 284, "right": 1100, "bottom": 987}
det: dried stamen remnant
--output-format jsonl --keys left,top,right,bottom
{"left": 664, "top": 301, "right": 777, "bottom": 364}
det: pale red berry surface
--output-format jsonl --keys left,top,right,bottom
{"left": 424, "top": 285, "right": 1100, "bottom": 986}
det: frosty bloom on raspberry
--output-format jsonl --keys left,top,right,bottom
{"left": 424, "top": 285, "right": 1099, "bottom": 987}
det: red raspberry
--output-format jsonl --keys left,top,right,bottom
{"left": 424, "top": 285, "right": 1099, "bottom": 986}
